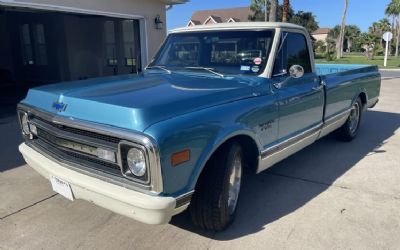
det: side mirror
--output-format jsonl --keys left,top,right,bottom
{"left": 289, "top": 65, "right": 304, "bottom": 78}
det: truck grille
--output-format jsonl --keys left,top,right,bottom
{"left": 17, "top": 103, "right": 164, "bottom": 193}
{"left": 33, "top": 115, "right": 121, "bottom": 144}
{"left": 28, "top": 113, "right": 122, "bottom": 177}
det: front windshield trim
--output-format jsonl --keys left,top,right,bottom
{"left": 148, "top": 29, "right": 276, "bottom": 77}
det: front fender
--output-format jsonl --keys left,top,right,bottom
{"left": 144, "top": 96, "right": 277, "bottom": 196}
{"left": 186, "top": 125, "right": 261, "bottom": 192}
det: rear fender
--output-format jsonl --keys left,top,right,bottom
{"left": 352, "top": 88, "right": 368, "bottom": 110}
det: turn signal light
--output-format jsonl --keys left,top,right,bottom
{"left": 171, "top": 149, "right": 190, "bottom": 167}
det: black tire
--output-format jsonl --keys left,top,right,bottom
{"left": 189, "top": 141, "right": 243, "bottom": 231}
{"left": 335, "top": 97, "right": 363, "bottom": 142}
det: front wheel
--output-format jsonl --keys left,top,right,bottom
{"left": 189, "top": 142, "right": 243, "bottom": 231}
{"left": 335, "top": 97, "right": 363, "bottom": 141}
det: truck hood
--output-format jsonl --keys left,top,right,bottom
{"left": 22, "top": 72, "right": 265, "bottom": 132}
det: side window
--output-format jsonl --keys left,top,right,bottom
{"left": 273, "top": 32, "right": 312, "bottom": 76}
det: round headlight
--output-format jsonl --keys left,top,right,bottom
{"left": 127, "top": 148, "right": 146, "bottom": 177}
{"left": 21, "top": 113, "right": 30, "bottom": 135}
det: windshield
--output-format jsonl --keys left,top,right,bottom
{"left": 148, "top": 30, "right": 275, "bottom": 76}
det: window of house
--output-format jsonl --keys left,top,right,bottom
{"left": 20, "top": 23, "right": 48, "bottom": 66}
{"left": 20, "top": 24, "right": 34, "bottom": 65}
{"left": 33, "top": 24, "right": 48, "bottom": 65}
{"left": 122, "top": 20, "right": 136, "bottom": 66}
{"left": 273, "top": 32, "right": 312, "bottom": 75}
{"left": 104, "top": 21, "right": 117, "bottom": 66}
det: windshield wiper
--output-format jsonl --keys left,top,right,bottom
{"left": 146, "top": 65, "right": 171, "bottom": 74}
{"left": 184, "top": 67, "right": 224, "bottom": 78}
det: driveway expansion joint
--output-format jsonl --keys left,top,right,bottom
{"left": 264, "top": 172, "right": 350, "bottom": 190}
{"left": 264, "top": 172, "right": 400, "bottom": 202}
{"left": 0, "top": 194, "right": 58, "bottom": 220}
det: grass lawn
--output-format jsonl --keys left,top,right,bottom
{"left": 315, "top": 53, "right": 400, "bottom": 69}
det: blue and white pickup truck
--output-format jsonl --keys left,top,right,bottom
{"left": 18, "top": 22, "right": 381, "bottom": 231}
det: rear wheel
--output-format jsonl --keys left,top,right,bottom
{"left": 335, "top": 97, "right": 363, "bottom": 141}
{"left": 189, "top": 142, "right": 243, "bottom": 231}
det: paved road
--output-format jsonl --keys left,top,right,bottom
{"left": 0, "top": 78, "right": 399, "bottom": 250}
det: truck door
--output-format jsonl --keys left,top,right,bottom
{"left": 272, "top": 31, "right": 324, "bottom": 142}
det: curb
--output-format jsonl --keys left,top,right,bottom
{"left": 379, "top": 68, "right": 400, "bottom": 71}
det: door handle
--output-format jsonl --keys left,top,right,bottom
{"left": 312, "top": 85, "right": 323, "bottom": 91}
{"left": 312, "top": 80, "right": 326, "bottom": 91}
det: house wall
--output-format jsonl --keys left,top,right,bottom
{"left": 312, "top": 33, "right": 328, "bottom": 43}
{"left": 6, "top": 0, "right": 167, "bottom": 63}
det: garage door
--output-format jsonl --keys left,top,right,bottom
{"left": 0, "top": 7, "right": 142, "bottom": 105}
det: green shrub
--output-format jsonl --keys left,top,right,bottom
{"left": 324, "top": 51, "right": 335, "bottom": 61}
{"left": 374, "top": 44, "right": 384, "bottom": 56}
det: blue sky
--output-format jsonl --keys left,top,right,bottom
{"left": 167, "top": 0, "right": 392, "bottom": 32}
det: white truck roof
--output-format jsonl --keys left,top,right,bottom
{"left": 170, "top": 22, "right": 306, "bottom": 34}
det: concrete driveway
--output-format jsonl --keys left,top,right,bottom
{"left": 0, "top": 78, "right": 399, "bottom": 250}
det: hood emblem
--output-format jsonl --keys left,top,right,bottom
{"left": 52, "top": 101, "right": 67, "bottom": 112}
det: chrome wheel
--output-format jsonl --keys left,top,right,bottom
{"left": 349, "top": 102, "right": 360, "bottom": 134}
{"left": 227, "top": 153, "right": 242, "bottom": 215}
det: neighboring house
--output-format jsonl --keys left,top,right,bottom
{"left": 0, "top": 0, "right": 187, "bottom": 103}
{"left": 312, "top": 28, "right": 331, "bottom": 43}
{"left": 187, "top": 7, "right": 251, "bottom": 26}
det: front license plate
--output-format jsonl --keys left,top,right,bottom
{"left": 50, "top": 175, "right": 74, "bottom": 201}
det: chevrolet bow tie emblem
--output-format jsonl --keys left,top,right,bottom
{"left": 52, "top": 101, "right": 68, "bottom": 112}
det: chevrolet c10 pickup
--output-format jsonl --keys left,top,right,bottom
{"left": 17, "top": 22, "right": 381, "bottom": 231}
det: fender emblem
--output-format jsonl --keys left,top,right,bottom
{"left": 259, "top": 120, "right": 274, "bottom": 132}
{"left": 52, "top": 101, "right": 68, "bottom": 112}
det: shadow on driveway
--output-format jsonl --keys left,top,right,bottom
{"left": 0, "top": 105, "right": 25, "bottom": 172}
{"left": 170, "top": 110, "right": 400, "bottom": 239}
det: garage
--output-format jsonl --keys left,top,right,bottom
{"left": 0, "top": 7, "right": 145, "bottom": 105}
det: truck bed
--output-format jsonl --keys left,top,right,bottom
{"left": 316, "top": 64, "right": 381, "bottom": 120}
{"left": 316, "top": 64, "right": 376, "bottom": 76}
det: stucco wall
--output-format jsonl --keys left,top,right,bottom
{"left": 9, "top": 0, "right": 167, "bottom": 63}
{"left": 312, "top": 34, "right": 328, "bottom": 43}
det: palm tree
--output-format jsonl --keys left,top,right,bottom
{"left": 329, "top": 24, "right": 361, "bottom": 53}
{"left": 386, "top": 2, "right": 397, "bottom": 34}
{"left": 336, "top": 0, "right": 349, "bottom": 59}
{"left": 369, "top": 19, "right": 391, "bottom": 47}
{"left": 346, "top": 25, "right": 361, "bottom": 52}
{"left": 379, "top": 18, "right": 392, "bottom": 33}
{"left": 379, "top": 18, "right": 392, "bottom": 46}
{"left": 360, "top": 32, "right": 377, "bottom": 60}
{"left": 269, "top": 0, "right": 278, "bottom": 22}
{"left": 249, "top": 0, "right": 269, "bottom": 22}
{"left": 282, "top": 0, "right": 289, "bottom": 22}
{"left": 386, "top": 0, "right": 400, "bottom": 57}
